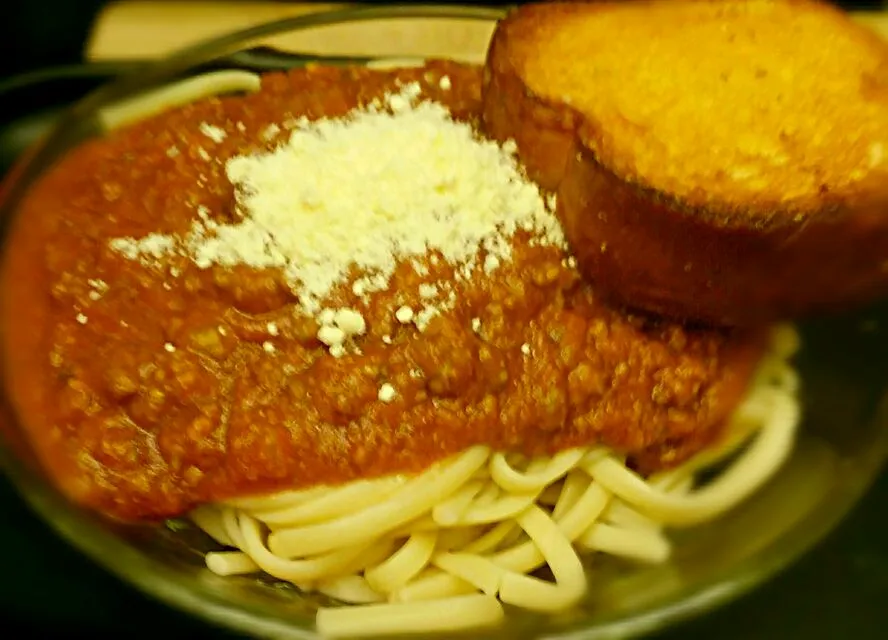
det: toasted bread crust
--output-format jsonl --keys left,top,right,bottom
{"left": 559, "top": 146, "right": 888, "bottom": 324}
{"left": 482, "top": 0, "right": 888, "bottom": 325}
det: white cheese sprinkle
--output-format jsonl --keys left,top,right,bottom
{"left": 267, "top": 322, "right": 279, "bottom": 336}
{"left": 199, "top": 122, "right": 227, "bottom": 144}
{"left": 414, "top": 306, "right": 441, "bottom": 333}
{"left": 471, "top": 317, "right": 482, "bottom": 333}
{"left": 164, "top": 342, "right": 176, "bottom": 352}
{"left": 261, "top": 123, "right": 281, "bottom": 141}
{"left": 521, "top": 343, "right": 531, "bottom": 355}
{"left": 547, "top": 193, "right": 557, "bottom": 210}
{"left": 314, "top": 307, "right": 367, "bottom": 355}
{"left": 75, "top": 313, "right": 88, "bottom": 325}
{"left": 109, "top": 233, "right": 177, "bottom": 261}
{"left": 87, "top": 278, "right": 108, "bottom": 301}
{"left": 439, "top": 75, "right": 452, "bottom": 91}
{"left": 333, "top": 308, "right": 367, "bottom": 336}
{"left": 412, "top": 260, "right": 429, "bottom": 277}
{"left": 395, "top": 306, "right": 415, "bottom": 324}
{"left": 108, "top": 83, "right": 565, "bottom": 355}
{"left": 317, "top": 325, "right": 346, "bottom": 347}
{"left": 263, "top": 341, "right": 276, "bottom": 353}
{"left": 378, "top": 383, "right": 396, "bottom": 403}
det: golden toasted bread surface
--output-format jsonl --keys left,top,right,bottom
{"left": 482, "top": 0, "right": 888, "bottom": 325}
{"left": 509, "top": 0, "right": 888, "bottom": 215}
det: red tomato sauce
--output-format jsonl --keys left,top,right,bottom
{"left": 1, "top": 62, "right": 764, "bottom": 521}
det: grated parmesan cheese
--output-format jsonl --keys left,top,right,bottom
{"left": 199, "top": 122, "right": 227, "bottom": 144}
{"left": 109, "top": 233, "right": 177, "bottom": 261}
{"left": 378, "top": 383, "right": 396, "bottom": 403}
{"left": 76, "top": 313, "right": 88, "bottom": 325}
{"left": 331, "top": 308, "right": 366, "bottom": 336}
{"left": 329, "top": 344, "right": 346, "bottom": 359}
{"left": 108, "top": 83, "right": 565, "bottom": 356}
{"left": 193, "top": 84, "right": 561, "bottom": 312}
{"left": 547, "top": 193, "right": 557, "bottom": 210}
{"left": 261, "top": 123, "right": 281, "bottom": 141}
{"left": 395, "top": 306, "right": 414, "bottom": 324}
{"left": 318, "top": 325, "right": 346, "bottom": 347}
{"left": 414, "top": 306, "right": 441, "bottom": 333}
{"left": 316, "top": 307, "right": 366, "bottom": 356}
{"left": 87, "top": 278, "right": 108, "bottom": 301}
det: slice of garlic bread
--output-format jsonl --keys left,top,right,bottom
{"left": 483, "top": 0, "right": 888, "bottom": 325}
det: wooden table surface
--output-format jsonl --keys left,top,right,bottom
{"left": 86, "top": 1, "right": 888, "bottom": 62}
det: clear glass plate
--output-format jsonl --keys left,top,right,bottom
{"left": 1, "top": 5, "right": 887, "bottom": 639}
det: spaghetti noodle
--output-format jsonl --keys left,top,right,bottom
{"left": 193, "top": 324, "right": 800, "bottom": 638}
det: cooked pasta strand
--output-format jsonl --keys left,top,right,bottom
{"left": 191, "top": 327, "right": 801, "bottom": 638}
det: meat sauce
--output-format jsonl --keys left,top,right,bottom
{"left": 1, "top": 62, "right": 764, "bottom": 521}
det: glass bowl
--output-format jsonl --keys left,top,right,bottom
{"left": 1, "top": 5, "right": 887, "bottom": 639}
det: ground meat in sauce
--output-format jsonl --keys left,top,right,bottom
{"left": 1, "top": 61, "right": 765, "bottom": 521}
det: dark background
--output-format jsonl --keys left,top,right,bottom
{"left": 1, "top": 1, "right": 887, "bottom": 639}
